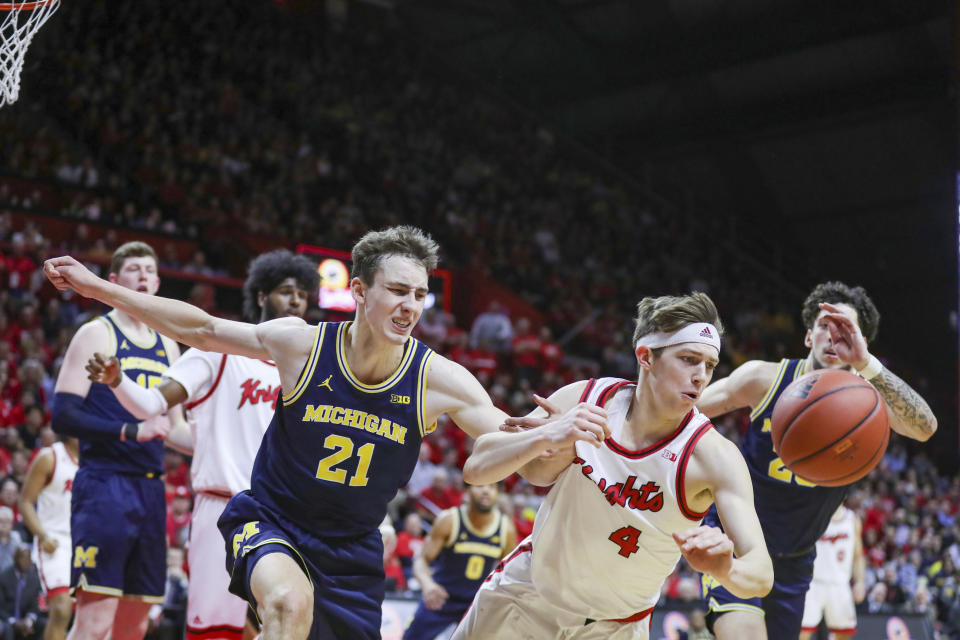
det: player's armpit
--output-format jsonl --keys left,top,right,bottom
{"left": 688, "top": 432, "right": 773, "bottom": 599}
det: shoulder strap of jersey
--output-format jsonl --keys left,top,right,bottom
{"left": 444, "top": 507, "right": 462, "bottom": 548}
{"left": 282, "top": 323, "right": 327, "bottom": 406}
{"left": 749, "top": 359, "right": 792, "bottom": 421}
{"left": 675, "top": 420, "right": 716, "bottom": 521}
{"left": 183, "top": 353, "right": 229, "bottom": 411}
{"left": 416, "top": 342, "right": 436, "bottom": 438}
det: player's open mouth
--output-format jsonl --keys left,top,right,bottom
{"left": 392, "top": 319, "right": 411, "bottom": 330}
{"left": 682, "top": 391, "right": 699, "bottom": 401}
{"left": 136, "top": 285, "right": 148, "bottom": 292}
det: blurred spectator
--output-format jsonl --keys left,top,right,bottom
{"left": 0, "top": 546, "right": 42, "bottom": 640}
{"left": 469, "top": 302, "right": 512, "bottom": 353}
{"left": 165, "top": 487, "right": 192, "bottom": 549}
{"left": 146, "top": 546, "right": 188, "bottom": 640}
{"left": 510, "top": 317, "right": 541, "bottom": 384}
{"left": 416, "top": 469, "right": 461, "bottom": 522}
{"left": 395, "top": 513, "right": 424, "bottom": 587}
{"left": 678, "top": 608, "right": 711, "bottom": 640}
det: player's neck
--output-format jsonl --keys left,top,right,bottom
{"left": 622, "top": 382, "right": 690, "bottom": 448}
{"left": 466, "top": 506, "right": 497, "bottom": 531}
{"left": 343, "top": 321, "right": 406, "bottom": 385}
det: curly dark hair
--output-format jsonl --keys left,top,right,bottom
{"left": 801, "top": 281, "right": 880, "bottom": 343}
{"left": 242, "top": 250, "right": 319, "bottom": 322}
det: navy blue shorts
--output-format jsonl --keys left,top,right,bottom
{"left": 218, "top": 490, "right": 385, "bottom": 640}
{"left": 402, "top": 602, "right": 468, "bottom": 640}
{"left": 70, "top": 467, "right": 166, "bottom": 601}
{"left": 702, "top": 551, "right": 815, "bottom": 639}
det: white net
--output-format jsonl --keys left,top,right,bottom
{"left": 0, "top": 1, "right": 60, "bottom": 108}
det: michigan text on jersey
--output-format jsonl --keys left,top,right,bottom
{"left": 301, "top": 404, "right": 408, "bottom": 444}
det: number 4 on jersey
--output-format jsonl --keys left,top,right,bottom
{"left": 609, "top": 526, "right": 642, "bottom": 558}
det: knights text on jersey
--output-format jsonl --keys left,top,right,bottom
{"left": 79, "top": 313, "right": 169, "bottom": 474}
{"left": 248, "top": 322, "right": 434, "bottom": 536}
{"left": 530, "top": 377, "right": 714, "bottom": 620}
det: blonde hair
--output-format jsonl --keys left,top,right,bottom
{"left": 109, "top": 241, "right": 157, "bottom": 275}
{"left": 632, "top": 292, "right": 724, "bottom": 346}
{"left": 351, "top": 226, "right": 439, "bottom": 284}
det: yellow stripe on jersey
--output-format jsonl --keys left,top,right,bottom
{"left": 283, "top": 324, "right": 326, "bottom": 405}
{"left": 335, "top": 322, "right": 417, "bottom": 393}
{"left": 107, "top": 310, "right": 158, "bottom": 349}
{"left": 417, "top": 351, "right": 436, "bottom": 438}
{"left": 460, "top": 505, "right": 502, "bottom": 538}
{"left": 749, "top": 359, "right": 790, "bottom": 421}
{"left": 452, "top": 541, "right": 503, "bottom": 558}
{"left": 94, "top": 316, "right": 117, "bottom": 356}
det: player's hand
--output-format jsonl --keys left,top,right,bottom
{"left": 673, "top": 526, "right": 734, "bottom": 578}
{"left": 86, "top": 353, "right": 122, "bottom": 387}
{"left": 818, "top": 302, "right": 870, "bottom": 370}
{"left": 38, "top": 533, "right": 59, "bottom": 554}
{"left": 422, "top": 581, "right": 449, "bottom": 610}
{"left": 501, "top": 395, "right": 570, "bottom": 458}
{"left": 43, "top": 256, "right": 103, "bottom": 298}
{"left": 853, "top": 579, "right": 866, "bottom": 603}
{"left": 531, "top": 401, "right": 609, "bottom": 452}
{"left": 137, "top": 414, "right": 172, "bottom": 441}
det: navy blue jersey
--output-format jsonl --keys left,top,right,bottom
{"left": 431, "top": 506, "right": 507, "bottom": 611}
{"left": 705, "top": 359, "right": 848, "bottom": 555}
{"left": 79, "top": 313, "right": 169, "bottom": 475}
{"left": 250, "top": 322, "right": 435, "bottom": 536}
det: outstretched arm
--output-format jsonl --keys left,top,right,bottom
{"left": 680, "top": 431, "right": 773, "bottom": 599}
{"left": 697, "top": 360, "right": 777, "bottom": 418}
{"left": 461, "top": 382, "right": 608, "bottom": 487}
{"left": 45, "top": 256, "right": 269, "bottom": 360}
{"left": 820, "top": 302, "right": 937, "bottom": 441}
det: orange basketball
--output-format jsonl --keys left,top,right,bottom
{"left": 771, "top": 368, "right": 889, "bottom": 487}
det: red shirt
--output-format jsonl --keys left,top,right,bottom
{"left": 395, "top": 531, "right": 424, "bottom": 562}
{"left": 166, "top": 509, "right": 191, "bottom": 548}
{"left": 418, "top": 486, "right": 462, "bottom": 515}
{"left": 511, "top": 333, "right": 542, "bottom": 368}
{"left": 4, "top": 256, "right": 35, "bottom": 291}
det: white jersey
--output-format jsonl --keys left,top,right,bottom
{"left": 36, "top": 441, "right": 78, "bottom": 538}
{"left": 812, "top": 506, "right": 856, "bottom": 585}
{"left": 531, "top": 378, "right": 714, "bottom": 620}
{"left": 165, "top": 348, "right": 280, "bottom": 495}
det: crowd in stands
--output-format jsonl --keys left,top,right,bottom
{"left": 0, "top": 1, "right": 955, "bottom": 638}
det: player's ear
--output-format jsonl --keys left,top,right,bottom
{"left": 107, "top": 272, "right": 118, "bottom": 284}
{"left": 257, "top": 291, "right": 266, "bottom": 309}
{"left": 635, "top": 345, "right": 654, "bottom": 371}
{"left": 350, "top": 277, "right": 366, "bottom": 304}
{"left": 804, "top": 329, "right": 813, "bottom": 348}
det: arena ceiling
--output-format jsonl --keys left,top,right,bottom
{"left": 395, "top": 0, "right": 957, "bottom": 388}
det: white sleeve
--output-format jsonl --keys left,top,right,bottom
{"left": 163, "top": 348, "right": 220, "bottom": 402}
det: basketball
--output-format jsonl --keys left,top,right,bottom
{"left": 771, "top": 369, "right": 889, "bottom": 487}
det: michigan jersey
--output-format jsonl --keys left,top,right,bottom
{"left": 704, "top": 359, "right": 848, "bottom": 555}
{"left": 249, "top": 321, "right": 434, "bottom": 536}
{"left": 80, "top": 312, "right": 169, "bottom": 474}
{"left": 431, "top": 506, "right": 508, "bottom": 611}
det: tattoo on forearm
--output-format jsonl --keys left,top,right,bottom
{"left": 870, "top": 369, "right": 937, "bottom": 438}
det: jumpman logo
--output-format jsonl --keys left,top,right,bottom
{"left": 318, "top": 375, "right": 333, "bottom": 392}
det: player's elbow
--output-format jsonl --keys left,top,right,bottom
{"left": 51, "top": 392, "right": 81, "bottom": 436}
{"left": 461, "top": 457, "right": 493, "bottom": 486}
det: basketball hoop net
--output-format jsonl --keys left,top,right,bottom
{"left": 0, "top": 1, "right": 60, "bottom": 108}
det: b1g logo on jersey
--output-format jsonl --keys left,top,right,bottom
{"left": 238, "top": 379, "right": 280, "bottom": 411}
{"left": 390, "top": 394, "right": 411, "bottom": 405}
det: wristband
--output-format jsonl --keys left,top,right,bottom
{"left": 121, "top": 422, "right": 139, "bottom": 442}
{"left": 857, "top": 355, "right": 883, "bottom": 381}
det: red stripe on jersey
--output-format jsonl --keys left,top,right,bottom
{"left": 44, "top": 447, "right": 54, "bottom": 488}
{"left": 676, "top": 422, "right": 715, "bottom": 520}
{"left": 186, "top": 625, "right": 243, "bottom": 640}
{"left": 605, "top": 410, "right": 695, "bottom": 459}
{"left": 579, "top": 379, "right": 597, "bottom": 403}
{"left": 184, "top": 354, "right": 229, "bottom": 410}
{"left": 483, "top": 542, "right": 532, "bottom": 583}
{"left": 828, "top": 628, "right": 857, "bottom": 635}
{"left": 196, "top": 488, "right": 232, "bottom": 500}
{"left": 45, "top": 586, "right": 70, "bottom": 599}
{"left": 596, "top": 380, "right": 633, "bottom": 408}
{"left": 607, "top": 605, "right": 655, "bottom": 624}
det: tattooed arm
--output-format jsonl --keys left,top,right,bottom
{"left": 819, "top": 302, "right": 937, "bottom": 442}
{"left": 869, "top": 368, "right": 937, "bottom": 442}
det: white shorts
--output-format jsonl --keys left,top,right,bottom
{"left": 801, "top": 580, "right": 857, "bottom": 633}
{"left": 33, "top": 532, "right": 71, "bottom": 596}
{"left": 186, "top": 492, "right": 249, "bottom": 640}
{"left": 450, "top": 540, "right": 651, "bottom": 640}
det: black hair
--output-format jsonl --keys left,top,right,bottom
{"left": 801, "top": 281, "right": 880, "bottom": 343}
{"left": 242, "top": 250, "right": 319, "bottom": 322}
